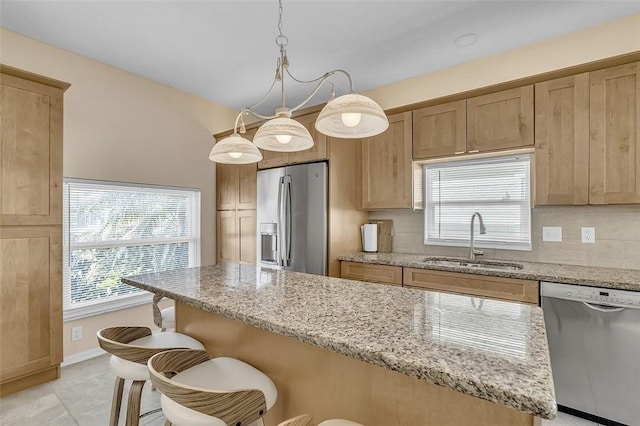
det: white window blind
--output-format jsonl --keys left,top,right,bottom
{"left": 63, "top": 179, "right": 200, "bottom": 320}
{"left": 423, "top": 154, "right": 531, "bottom": 251}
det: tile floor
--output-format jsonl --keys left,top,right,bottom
{"left": 0, "top": 355, "right": 603, "bottom": 426}
{"left": 0, "top": 355, "right": 164, "bottom": 426}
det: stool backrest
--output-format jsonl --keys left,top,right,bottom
{"left": 152, "top": 294, "right": 164, "bottom": 328}
{"left": 148, "top": 349, "right": 268, "bottom": 426}
{"left": 277, "top": 414, "right": 313, "bottom": 426}
{"left": 97, "top": 326, "right": 175, "bottom": 365}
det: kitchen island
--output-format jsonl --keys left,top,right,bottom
{"left": 123, "top": 263, "right": 556, "bottom": 425}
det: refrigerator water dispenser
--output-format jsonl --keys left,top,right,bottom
{"left": 260, "top": 223, "right": 278, "bottom": 264}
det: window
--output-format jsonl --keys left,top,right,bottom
{"left": 63, "top": 179, "right": 200, "bottom": 320}
{"left": 423, "top": 154, "right": 531, "bottom": 251}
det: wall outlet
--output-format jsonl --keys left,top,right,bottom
{"left": 581, "top": 227, "right": 596, "bottom": 244}
{"left": 71, "top": 326, "right": 83, "bottom": 342}
{"left": 542, "top": 226, "right": 562, "bottom": 242}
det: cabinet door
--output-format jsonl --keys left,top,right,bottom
{"left": 287, "top": 113, "right": 328, "bottom": 165}
{"left": 216, "top": 164, "right": 239, "bottom": 210}
{"left": 237, "top": 210, "right": 256, "bottom": 265}
{"left": 403, "top": 268, "right": 539, "bottom": 304}
{"left": 535, "top": 74, "right": 590, "bottom": 205}
{"left": 413, "top": 100, "right": 466, "bottom": 159}
{"left": 0, "top": 74, "right": 63, "bottom": 226}
{"left": 340, "top": 261, "right": 402, "bottom": 286}
{"left": 467, "top": 86, "right": 534, "bottom": 152}
{"left": 237, "top": 164, "right": 257, "bottom": 210}
{"left": 360, "top": 112, "right": 413, "bottom": 209}
{"left": 216, "top": 211, "right": 237, "bottom": 263}
{"left": 590, "top": 62, "right": 640, "bottom": 204}
{"left": 0, "top": 227, "right": 62, "bottom": 384}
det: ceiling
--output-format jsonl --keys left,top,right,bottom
{"left": 2, "top": 1, "right": 638, "bottom": 115}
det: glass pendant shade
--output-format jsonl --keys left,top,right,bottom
{"left": 315, "top": 93, "right": 389, "bottom": 138}
{"left": 253, "top": 117, "right": 314, "bottom": 152}
{"left": 209, "top": 134, "right": 263, "bottom": 164}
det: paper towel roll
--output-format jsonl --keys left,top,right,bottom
{"left": 361, "top": 224, "right": 378, "bottom": 252}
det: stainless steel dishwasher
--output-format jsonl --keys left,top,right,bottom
{"left": 541, "top": 281, "right": 640, "bottom": 426}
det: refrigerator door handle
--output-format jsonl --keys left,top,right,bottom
{"left": 277, "top": 176, "right": 285, "bottom": 267}
{"left": 284, "top": 175, "right": 292, "bottom": 267}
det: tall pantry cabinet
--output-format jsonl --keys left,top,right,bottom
{"left": 0, "top": 65, "right": 70, "bottom": 395}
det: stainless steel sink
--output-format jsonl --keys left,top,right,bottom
{"left": 422, "top": 257, "right": 523, "bottom": 271}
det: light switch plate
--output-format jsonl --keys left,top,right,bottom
{"left": 542, "top": 226, "right": 562, "bottom": 242}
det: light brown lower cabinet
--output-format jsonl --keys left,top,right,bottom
{"left": 341, "top": 262, "right": 539, "bottom": 305}
{"left": 0, "top": 226, "right": 63, "bottom": 395}
{"left": 216, "top": 210, "right": 256, "bottom": 265}
{"left": 340, "top": 261, "right": 403, "bottom": 286}
{"left": 403, "top": 268, "right": 539, "bottom": 305}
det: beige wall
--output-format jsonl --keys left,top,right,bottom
{"left": 1, "top": 28, "right": 238, "bottom": 359}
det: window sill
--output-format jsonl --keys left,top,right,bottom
{"left": 63, "top": 292, "right": 154, "bottom": 322}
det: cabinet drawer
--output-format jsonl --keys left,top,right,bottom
{"left": 341, "top": 261, "right": 402, "bottom": 286}
{"left": 403, "top": 268, "right": 539, "bottom": 304}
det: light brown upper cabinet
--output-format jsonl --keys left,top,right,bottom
{"left": 413, "top": 100, "right": 466, "bottom": 158}
{"left": 590, "top": 62, "right": 640, "bottom": 204}
{"left": 467, "top": 85, "right": 534, "bottom": 152}
{"left": 0, "top": 71, "right": 65, "bottom": 227}
{"left": 534, "top": 62, "right": 640, "bottom": 205}
{"left": 258, "top": 112, "right": 328, "bottom": 170}
{"left": 216, "top": 163, "right": 257, "bottom": 210}
{"left": 535, "top": 73, "right": 590, "bottom": 205}
{"left": 412, "top": 86, "right": 534, "bottom": 160}
{"left": 360, "top": 112, "right": 413, "bottom": 209}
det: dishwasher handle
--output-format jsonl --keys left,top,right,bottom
{"left": 582, "top": 302, "right": 626, "bottom": 313}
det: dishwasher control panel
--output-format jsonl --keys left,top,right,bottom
{"left": 541, "top": 281, "right": 640, "bottom": 308}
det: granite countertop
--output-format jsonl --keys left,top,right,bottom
{"left": 123, "top": 264, "right": 556, "bottom": 420}
{"left": 338, "top": 252, "right": 640, "bottom": 291}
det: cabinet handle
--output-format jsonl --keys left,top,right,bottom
{"left": 468, "top": 150, "right": 479, "bottom": 153}
{"left": 454, "top": 151, "right": 465, "bottom": 155}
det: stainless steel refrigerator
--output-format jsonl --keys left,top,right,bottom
{"left": 257, "top": 161, "right": 328, "bottom": 275}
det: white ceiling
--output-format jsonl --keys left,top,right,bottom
{"left": 2, "top": 1, "right": 638, "bottom": 114}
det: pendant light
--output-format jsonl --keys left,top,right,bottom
{"left": 209, "top": 0, "right": 388, "bottom": 164}
{"left": 208, "top": 133, "right": 262, "bottom": 164}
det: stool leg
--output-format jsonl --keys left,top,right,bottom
{"left": 125, "top": 380, "right": 146, "bottom": 426}
{"left": 109, "top": 376, "right": 125, "bottom": 426}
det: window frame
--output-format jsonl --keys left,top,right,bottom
{"left": 62, "top": 178, "right": 201, "bottom": 321}
{"left": 423, "top": 153, "right": 532, "bottom": 251}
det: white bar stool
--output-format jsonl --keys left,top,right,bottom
{"left": 97, "top": 326, "right": 204, "bottom": 426}
{"left": 277, "top": 414, "right": 365, "bottom": 426}
{"left": 152, "top": 294, "right": 176, "bottom": 331}
{"left": 148, "top": 349, "right": 278, "bottom": 426}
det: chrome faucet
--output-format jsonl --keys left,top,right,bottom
{"left": 468, "top": 212, "right": 486, "bottom": 261}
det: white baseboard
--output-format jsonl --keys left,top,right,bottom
{"left": 61, "top": 347, "right": 106, "bottom": 367}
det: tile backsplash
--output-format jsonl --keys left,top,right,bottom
{"left": 369, "top": 205, "right": 640, "bottom": 270}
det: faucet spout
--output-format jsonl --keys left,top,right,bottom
{"left": 469, "top": 212, "right": 486, "bottom": 261}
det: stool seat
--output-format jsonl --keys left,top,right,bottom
{"left": 277, "top": 414, "right": 365, "bottom": 426}
{"left": 149, "top": 349, "right": 278, "bottom": 426}
{"left": 318, "top": 420, "right": 364, "bottom": 426}
{"left": 109, "top": 331, "right": 203, "bottom": 381}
